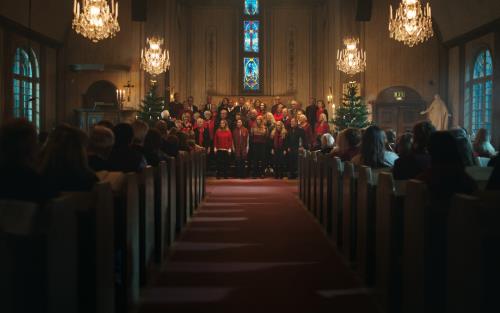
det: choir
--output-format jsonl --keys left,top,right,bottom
{"left": 165, "top": 96, "right": 329, "bottom": 179}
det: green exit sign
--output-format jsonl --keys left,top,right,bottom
{"left": 394, "top": 91, "right": 406, "bottom": 101}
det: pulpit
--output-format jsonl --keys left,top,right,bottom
{"left": 75, "top": 79, "right": 137, "bottom": 131}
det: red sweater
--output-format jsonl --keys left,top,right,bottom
{"left": 214, "top": 129, "right": 233, "bottom": 150}
{"left": 315, "top": 122, "right": 330, "bottom": 136}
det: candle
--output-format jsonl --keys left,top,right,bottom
{"left": 390, "top": 5, "right": 392, "bottom": 18}
{"left": 112, "top": 0, "right": 115, "bottom": 15}
{"left": 116, "top": 3, "right": 119, "bottom": 17}
{"left": 73, "top": 0, "right": 77, "bottom": 14}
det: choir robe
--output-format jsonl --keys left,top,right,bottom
{"left": 232, "top": 127, "right": 249, "bottom": 159}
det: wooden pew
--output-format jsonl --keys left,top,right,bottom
{"left": 402, "top": 179, "right": 430, "bottom": 313}
{"left": 154, "top": 162, "right": 169, "bottom": 263}
{"left": 113, "top": 173, "right": 140, "bottom": 311}
{"left": 312, "top": 152, "right": 320, "bottom": 218}
{"left": 341, "top": 161, "right": 357, "bottom": 262}
{"left": 201, "top": 152, "right": 207, "bottom": 199}
{"left": 331, "top": 157, "right": 344, "bottom": 246}
{"left": 176, "top": 152, "right": 188, "bottom": 233}
{"left": 466, "top": 166, "right": 493, "bottom": 190}
{"left": 309, "top": 152, "right": 318, "bottom": 214}
{"left": 166, "top": 157, "right": 177, "bottom": 245}
{"left": 304, "top": 151, "right": 312, "bottom": 209}
{"left": 447, "top": 191, "right": 500, "bottom": 313}
{"left": 299, "top": 152, "right": 304, "bottom": 202}
{"left": 356, "top": 165, "right": 377, "bottom": 285}
{"left": 185, "top": 152, "right": 194, "bottom": 220}
{"left": 0, "top": 182, "right": 115, "bottom": 313}
{"left": 0, "top": 200, "right": 46, "bottom": 313}
{"left": 375, "top": 172, "right": 406, "bottom": 313}
{"left": 322, "top": 156, "right": 333, "bottom": 234}
{"left": 137, "top": 166, "right": 155, "bottom": 285}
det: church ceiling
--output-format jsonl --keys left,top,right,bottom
{"left": 1, "top": 0, "right": 499, "bottom": 43}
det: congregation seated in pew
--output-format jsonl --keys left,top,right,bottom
{"left": 0, "top": 119, "right": 58, "bottom": 204}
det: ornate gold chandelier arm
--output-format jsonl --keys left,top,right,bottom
{"left": 141, "top": 37, "right": 171, "bottom": 76}
{"left": 337, "top": 37, "right": 367, "bottom": 76}
{"left": 389, "top": 0, "right": 434, "bottom": 47}
{"left": 72, "top": 0, "right": 120, "bottom": 43}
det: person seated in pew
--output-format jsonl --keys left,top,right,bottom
{"left": 319, "top": 133, "right": 335, "bottom": 155}
{"left": 352, "top": 125, "right": 399, "bottom": 168}
{"left": 96, "top": 119, "right": 114, "bottom": 129}
{"left": 449, "top": 127, "right": 477, "bottom": 166}
{"left": 87, "top": 126, "right": 115, "bottom": 172}
{"left": 0, "top": 119, "right": 58, "bottom": 203}
{"left": 393, "top": 121, "right": 435, "bottom": 180}
{"left": 38, "top": 124, "right": 98, "bottom": 192}
{"left": 329, "top": 128, "right": 361, "bottom": 161}
{"left": 395, "top": 132, "right": 413, "bottom": 156}
{"left": 131, "top": 120, "right": 149, "bottom": 154}
{"left": 486, "top": 161, "right": 500, "bottom": 190}
{"left": 417, "top": 131, "right": 477, "bottom": 203}
{"left": 384, "top": 128, "right": 397, "bottom": 152}
{"left": 108, "top": 123, "right": 147, "bottom": 173}
{"left": 163, "top": 129, "right": 180, "bottom": 158}
{"left": 473, "top": 128, "right": 497, "bottom": 158}
{"left": 143, "top": 128, "right": 169, "bottom": 167}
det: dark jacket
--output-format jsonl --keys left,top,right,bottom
{"left": 286, "top": 127, "right": 306, "bottom": 150}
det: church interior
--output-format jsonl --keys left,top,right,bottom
{"left": 0, "top": 0, "right": 499, "bottom": 312}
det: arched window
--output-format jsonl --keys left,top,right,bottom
{"left": 464, "top": 48, "right": 493, "bottom": 136}
{"left": 13, "top": 47, "right": 40, "bottom": 129}
{"left": 241, "top": 0, "right": 261, "bottom": 93}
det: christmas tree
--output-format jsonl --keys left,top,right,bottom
{"left": 138, "top": 83, "right": 165, "bottom": 126}
{"left": 331, "top": 83, "right": 370, "bottom": 131}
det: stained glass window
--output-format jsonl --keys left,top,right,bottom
{"left": 243, "top": 58, "right": 260, "bottom": 90}
{"left": 12, "top": 48, "right": 40, "bottom": 129}
{"left": 465, "top": 48, "right": 493, "bottom": 135}
{"left": 244, "top": 21, "right": 259, "bottom": 53}
{"left": 244, "top": 0, "right": 259, "bottom": 16}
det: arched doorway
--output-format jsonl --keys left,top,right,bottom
{"left": 373, "top": 86, "right": 426, "bottom": 134}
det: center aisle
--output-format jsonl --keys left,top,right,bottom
{"left": 139, "top": 179, "right": 379, "bottom": 313}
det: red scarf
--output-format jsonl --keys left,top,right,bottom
{"left": 198, "top": 128, "right": 205, "bottom": 146}
{"left": 274, "top": 131, "right": 284, "bottom": 150}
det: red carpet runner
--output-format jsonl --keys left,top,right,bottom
{"left": 139, "top": 179, "right": 379, "bottom": 313}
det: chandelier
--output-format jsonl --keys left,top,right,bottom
{"left": 337, "top": 37, "right": 366, "bottom": 76}
{"left": 72, "top": 0, "right": 120, "bottom": 43}
{"left": 141, "top": 37, "right": 170, "bottom": 76}
{"left": 389, "top": 0, "right": 433, "bottom": 47}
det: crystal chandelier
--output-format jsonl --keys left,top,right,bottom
{"left": 337, "top": 37, "right": 366, "bottom": 76}
{"left": 389, "top": 0, "right": 433, "bottom": 47}
{"left": 72, "top": 0, "right": 120, "bottom": 43}
{"left": 141, "top": 37, "right": 170, "bottom": 76}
